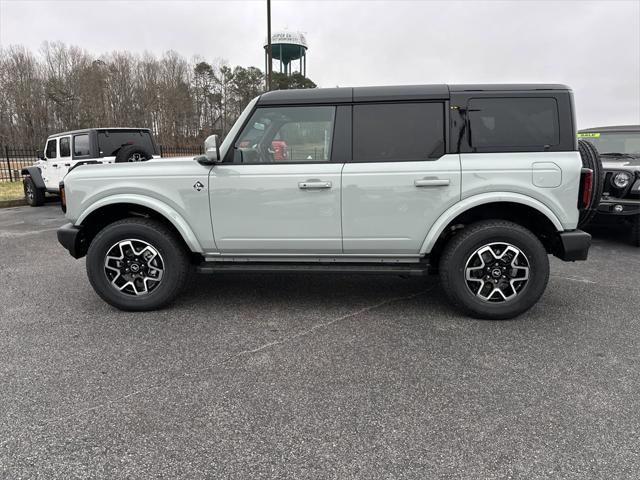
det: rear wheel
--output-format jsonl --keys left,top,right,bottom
{"left": 86, "top": 218, "right": 190, "bottom": 310}
{"left": 439, "top": 220, "right": 549, "bottom": 320}
{"left": 23, "top": 177, "right": 45, "bottom": 206}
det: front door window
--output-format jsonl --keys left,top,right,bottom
{"left": 45, "top": 139, "right": 57, "bottom": 160}
{"left": 232, "top": 106, "right": 335, "bottom": 164}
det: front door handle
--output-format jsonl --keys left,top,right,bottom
{"left": 298, "top": 180, "right": 332, "bottom": 190}
{"left": 52, "top": 164, "right": 58, "bottom": 167}
{"left": 414, "top": 178, "right": 450, "bottom": 187}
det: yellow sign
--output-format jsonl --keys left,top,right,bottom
{"left": 577, "top": 133, "right": 601, "bottom": 138}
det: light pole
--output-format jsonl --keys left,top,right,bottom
{"left": 266, "top": 0, "right": 272, "bottom": 91}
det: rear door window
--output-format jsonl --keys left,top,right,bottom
{"left": 59, "top": 137, "right": 71, "bottom": 158}
{"left": 352, "top": 102, "right": 445, "bottom": 162}
{"left": 45, "top": 139, "right": 57, "bottom": 159}
{"left": 468, "top": 97, "right": 559, "bottom": 150}
{"left": 97, "top": 130, "right": 155, "bottom": 157}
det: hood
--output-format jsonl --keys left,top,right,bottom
{"left": 600, "top": 153, "right": 640, "bottom": 171}
{"left": 149, "top": 155, "right": 196, "bottom": 162}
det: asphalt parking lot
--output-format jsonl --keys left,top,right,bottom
{"left": 1, "top": 203, "right": 639, "bottom": 479}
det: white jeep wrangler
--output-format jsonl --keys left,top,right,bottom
{"left": 21, "top": 128, "right": 159, "bottom": 206}
{"left": 57, "top": 84, "right": 596, "bottom": 319}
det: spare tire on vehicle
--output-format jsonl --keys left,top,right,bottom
{"left": 577, "top": 139, "right": 603, "bottom": 228}
{"left": 115, "top": 144, "right": 153, "bottom": 163}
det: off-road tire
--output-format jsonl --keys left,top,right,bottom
{"left": 23, "top": 176, "right": 45, "bottom": 206}
{"left": 439, "top": 220, "right": 550, "bottom": 320}
{"left": 578, "top": 139, "right": 603, "bottom": 228}
{"left": 114, "top": 145, "right": 153, "bottom": 163}
{"left": 631, "top": 216, "right": 640, "bottom": 248}
{"left": 86, "top": 218, "right": 190, "bottom": 311}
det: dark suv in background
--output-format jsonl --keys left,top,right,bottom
{"left": 578, "top": 125, "right": 640, "bottom": 246}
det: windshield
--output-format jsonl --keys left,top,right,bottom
{"left": 577, "top": 131, "right": 640, "bottom": 155}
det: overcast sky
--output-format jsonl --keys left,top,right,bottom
{"left": 1, "top": 0, "right": 639, "bottom": 128}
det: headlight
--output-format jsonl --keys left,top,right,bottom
{"left": 612, "top": 172, "right": 632, "bottom": 189}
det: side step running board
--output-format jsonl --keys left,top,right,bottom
{"left": 196, "top": 263, "right": 429, "bottom": 276}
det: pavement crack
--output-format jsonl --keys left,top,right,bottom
{"left": 36, "top": 289, "right": 428, "bottom": 427}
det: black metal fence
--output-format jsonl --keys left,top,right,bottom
{"left": 159, "top": 145, "right": 204, "bottom": 158}
{"left": 1, "top": 144, "right": 204, "bottom": 182}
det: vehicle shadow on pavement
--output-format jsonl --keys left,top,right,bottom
{"left": 586, "top": 224, "right": 634, "bottom": 247}
{"left": 180, "top": 272, "right": 448, "bottom": 319}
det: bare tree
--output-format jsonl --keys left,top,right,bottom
{"left": 0, "top": 42, "right": 311, "bottom": 150}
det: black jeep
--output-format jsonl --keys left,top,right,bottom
{"left": 578, "top": 125, "right": 640, "bottom": 246}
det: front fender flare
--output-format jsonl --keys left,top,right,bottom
{"left": 76, "top": 194, "right": 203, "bottom": 253}
{"left": 419, "top": 192, "right": 564, "bottom": 255}
{"left": 21, "top": 167, "right": 45, "bottom": 189}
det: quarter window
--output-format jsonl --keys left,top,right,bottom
{"left": 468, "top": 98, "right": 560, "bottom": 149}
{"left": 233, "top": 106, "right": 336, "bottom": 163}
{"left": 353, "top": 103, "right": 445, "bottom": 162}
{"left": 45, "top": 139, "right": 57, "bottom": 159}
{"left": 74, "top": 134, "right": 91, "bottom": 157}
{"left": 59, "top": 137, "right": 71, "bottom": 157}
{"left": 97, "top": 130, "right": 155, "bottom": 157}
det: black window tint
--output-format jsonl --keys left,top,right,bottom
{"left": 45, "top": 139, "right": 57, "bottom": 159}
{"left": 468, "top": 98, "right": 559, "bottom": 149}
{"left": 73, "top": 134, "right": 91, "bottom": 157}
{"left": 97, "top": 130, "right": 155, "bottom": 157}
{"left": 59, "top": 137, "right": 71, "bottom": 157}
{"left": 353, "top": 103, "right": 444, "bottom": 162}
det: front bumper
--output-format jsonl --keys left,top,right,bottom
{"left": 553, "top": 230, "right": 591, "bottom": 262}
{"left": 596, "top": 198, "right": 640, "bottom": 217}
{"left": 57, "top": 223, "right": 86, "bottom": 259}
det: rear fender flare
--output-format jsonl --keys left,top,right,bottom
{"left": 419, "top": 192, "right": 564, "bottom": 255}
{"left": 76, "top": 194, "right": 203, "bottom": 253}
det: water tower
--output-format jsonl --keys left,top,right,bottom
{"left": 264, "top": 30, "right": 308, "bottom": 77}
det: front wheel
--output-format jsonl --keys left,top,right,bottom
{"left": 23, "top": 177, "right": 45, "bottom": 206}
{"left": 86, "top": 218, "right": 190, "bottom": 311}
{"left": 439, "top": 220, "right": 550, "bottom": 320}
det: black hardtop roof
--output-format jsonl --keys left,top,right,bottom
{"left": 47, "top": 127, "right": 152, "bottom": 138}
{"left": 257, "top": 84, "right": 572, "bottom": 105}
{"left": 579, "top": 125, "right": 640, "bottom": 133}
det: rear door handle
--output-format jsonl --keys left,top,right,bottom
{"left": 414, "top": 178, "right": 450, "bottom": 187}
{"left": 298, "top": 180, "right": 332, "bottom": 190}
{"left": 52, "top": 164, "right": 58, "bottom": 167}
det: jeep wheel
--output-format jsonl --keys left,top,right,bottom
{"left": 23, "top": 176, "right": 45, "bottom": 206}
{"left": 86, "top": 218, "right": 189, "bottom": 311}
{"left": 632, "top": 216, "right": 640, "bottom": 248}
{"left": 439, "top": 220, "right": 550, "bottom": 320}
{"left": 115, "top": 145, "right": 153, "bottom": 163}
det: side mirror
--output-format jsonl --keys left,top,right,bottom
{"left": 37, "top": 150, "right": 45, "bottom": 161}
{"left": 205, "top": 134, "right": 220, "bottom": 161}
{"left": 196, "top": 134, "right": 220, "bottom": 166}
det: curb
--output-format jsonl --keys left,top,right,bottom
{"left": 0, "top": 198, "right": 27, "bottom": 208}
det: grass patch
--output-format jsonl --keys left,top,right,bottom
{"left": 0, "top": 181, "right": 24, "bottom": 201}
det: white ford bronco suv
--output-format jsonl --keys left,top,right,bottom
{"left": 57, "top": 84, "right": 595, "bottom": 319}
{"left": 21, "top": 128, "right": 159, "bottom": 206}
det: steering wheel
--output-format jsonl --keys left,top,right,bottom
{"left": 257, "top": 142, "right": 275, "bottom": 163}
